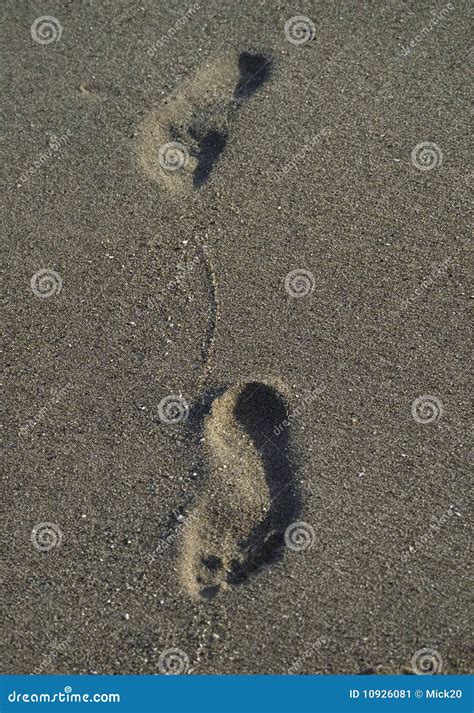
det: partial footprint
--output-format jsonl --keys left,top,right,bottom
{"left": 180, "top": 381, "right": 300, "bottom": 599}
{"left": 137, "top": 52, "right": 272, "bottom": 192}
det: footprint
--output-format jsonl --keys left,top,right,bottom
{"left": 137, "top": 51, "right": 272, "bottom": 192}
{"left": 179, "top": 381, "right": 300, "bottom": 599}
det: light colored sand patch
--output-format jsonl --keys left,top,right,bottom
{"left": 179, "top": 380, "right": 296, "bottom": 599}
{"left": 136, "top": 55, "right": 240, "bottom": 193}
{"left": 180, "top": 384, "right": 269, "bottom": 598}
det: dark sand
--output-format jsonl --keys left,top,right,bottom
{"left": 2, "top": 0, "right": 472, "bottom": 675}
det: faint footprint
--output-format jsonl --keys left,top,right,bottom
{"left": 179, "top": 381, "right": 300, "bottom": 599}
{"left": 137, "top": 51, "right": 272, "bottom": 192}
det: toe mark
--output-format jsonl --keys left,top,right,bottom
{"left": 202, "top": 555, "right": 223, "bottom": 572}
{"left": 191, "top": 128, "right": 228, "bottom": 188}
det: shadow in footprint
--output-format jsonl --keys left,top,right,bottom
{"left": 189, "top": 51, "right": 272, "bottom": 188}
{"left": 227, "top": 382, "right": 300, "bottom": 584}
{"left": 191, "top": 128, "right": 228, "bottom": 188}
{"left": 234, "top": 52, "right": 273, "bottom": 100}
{"left": 191, "top": 52, "right": 272, "bottom": 187}
{"left": 181, "top": 381, "right": 301, "bottom": 598}
{"left": 137, "top": 51, "right": 273, "bottom": 192}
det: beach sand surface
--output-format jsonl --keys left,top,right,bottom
{"left": 2, "top": 0, "right": 471, "bottom": 674}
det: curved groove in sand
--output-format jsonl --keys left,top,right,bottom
{"left": 197, "top": 244, "right": 220, "bottom": 390}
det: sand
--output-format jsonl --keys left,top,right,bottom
{"left": 2, "top": 0, "right": 471, "bottom": 675}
